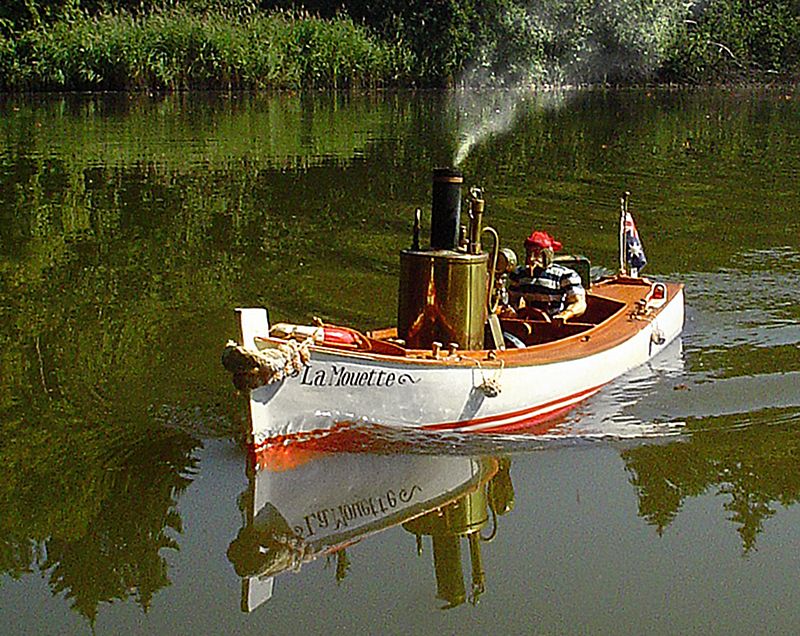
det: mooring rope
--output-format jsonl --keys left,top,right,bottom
{"left": 473, "top": 357, "right": 504, "bottom": 397}
{"left": 222, "top": 338, "right": 312, "bottom": 390}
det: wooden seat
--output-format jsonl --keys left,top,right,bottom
{"left": 499, "top": 318, "right": 593, "bottom": 346}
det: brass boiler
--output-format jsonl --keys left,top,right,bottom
{"left": 397, "top": 168, "right": 489, "bottom": 350}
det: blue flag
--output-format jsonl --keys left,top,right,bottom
{"left": 624, "top": 211, "right": 647, "bottom": 272}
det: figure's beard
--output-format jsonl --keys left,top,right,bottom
{"left": 527, "top": 259, "right": 544, "bottom": 275}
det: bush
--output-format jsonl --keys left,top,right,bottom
{"left": 660, "top": 0, "right": 800, "bottom": 81}
{"left": 1, "top": 7, "right": 411, "bottom": 91}
{"left": 3, "top": 0, "right": 800, "bottom": 90}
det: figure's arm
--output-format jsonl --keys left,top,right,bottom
{"left": 554, "top": 289, "right": 586, "bottom": 322}
{"left": 554, "top": 269, "right": 586, "bottom": 323}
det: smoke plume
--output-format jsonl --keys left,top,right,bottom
{"left": 452, "top": 0, "right": 690, "bottom": 166}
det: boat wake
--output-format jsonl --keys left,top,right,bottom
{"left": 155, "top": 403, "right": 244, "bottom": 440}
{"left": 665, "top": 256, "right": 800, "bottom": 431}
{"left": 244, "top": 338, "right": 690, "bottom": 457}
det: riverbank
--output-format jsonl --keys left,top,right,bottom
{"left": 1, "top": 2, "right": 799, "bottom": 92}
{"left": 0, "top": 8, "right": 411, "bottom": 91}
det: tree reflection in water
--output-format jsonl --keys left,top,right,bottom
{"left": 2, "top": 90, "right": 800, "bottom": 626}
{"left": 623, "top": 407, "right": 800, "bottom": 552}
{"left": 0, "top": 412, "right": 199, "bottom": 625}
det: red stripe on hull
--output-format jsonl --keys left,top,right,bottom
{"left": 421, "top": 384, "right": 605, "bottom": 432}
{"left": 472, "top": 400, "right": 592, "bottom": 434}
{"left": 250, "top": 384, "right": 605, "bottom": 452}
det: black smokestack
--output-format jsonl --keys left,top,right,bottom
{"left": 430, "top": 168, "right": 463, "bottom": 250}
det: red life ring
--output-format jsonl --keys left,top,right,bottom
{"left": 321, "top": 326, "right": 366, "bottom": 348}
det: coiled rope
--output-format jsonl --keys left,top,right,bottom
{"left": 222, "top": 338, "right": 312, "bottom": 390}
{"left": 473, "top": 358, "right": 504, "bottom": 397}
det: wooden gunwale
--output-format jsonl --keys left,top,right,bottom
{"left": 256, "top": 279, "right": 683, "bottom": 369}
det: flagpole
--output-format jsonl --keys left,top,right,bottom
{"left": 619, "top": 191, "right": 629, "bottom": 275}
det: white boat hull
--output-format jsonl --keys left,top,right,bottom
{"left": 238, "top": 284, "right": 685, "bottom": 448}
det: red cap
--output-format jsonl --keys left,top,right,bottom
{"left": 524, "top": 230, "right": 562, "bottom": 251}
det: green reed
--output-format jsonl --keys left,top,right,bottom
{"left": 0, "top": 7, "right": 412, "bottom": 91}
{"left": 2, "top": 1, "right": 799, "bottom": 92}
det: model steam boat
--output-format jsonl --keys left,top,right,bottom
{"left": 223, "top": 169, "right": 684, "bottom": 450}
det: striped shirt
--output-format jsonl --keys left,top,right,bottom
{"left": 508, "top": 263, "right": 585, "bottom": 316}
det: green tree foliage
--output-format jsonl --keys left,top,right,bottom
{"left": 469, "top": 0, "right": 689, "bottom": 85}
{"left": 660, "top": 0, "right": 800, "bottom": 81}
{"left": 0, "top": 0, "right": 80, "bottom": 32}
{"left": 3, "top": 0, "right": 800, "bottom": 89}
{"left": 261, "top": 0, "right": 690, "bottom": 84}
{"left": 344, "top": 0, "right": 480, "bottom": 81}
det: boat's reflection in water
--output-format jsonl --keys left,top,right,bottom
{"left": 227, "top": 447, "right": 514, "bottom": 611}
{"left": 227, "top": 337, "right": 688, "bottom": 612}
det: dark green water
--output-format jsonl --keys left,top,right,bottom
{"left": 1, "top": 88, "right": 799, "bottom": 634}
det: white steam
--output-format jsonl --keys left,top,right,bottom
{"left": 453, "top": 89, "right": 525, "bottom": 168}
{"left": 452, "top": 87, "right": 568, "bottom": 168}
{"left": 451, "top": 0, "right": 688, "bottom": 166}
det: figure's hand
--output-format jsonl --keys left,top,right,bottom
{"left": 552, "top": 311, "right": 570, "bottom": 325}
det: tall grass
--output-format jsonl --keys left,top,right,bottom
{"left": 0, "top": 7, "right": 412, "bottom": 91}
{"left": 2, "top": 1, "right": 799, "bottom": 91}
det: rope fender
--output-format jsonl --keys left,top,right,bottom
{"left": 222, "top": 338, "right": 311, "bottom": 390}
